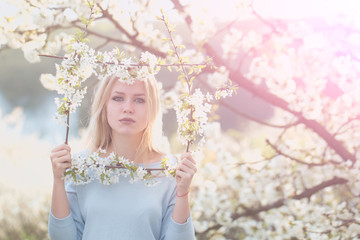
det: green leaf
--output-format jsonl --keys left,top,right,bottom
{"left": 80, "top": 17, "right": 88, "bottom": 25}
{"left": 188, "top": 67, "right": 194, "bottom": 75}
{"left": 101, "top": 173, "right": 105, "bottom": 183}
{"left": 115, "top": 46, "right": 120, "bottom": 56}
{"left": 72, "top": 172, "right": 76, "bottom": 182}
{"left": 177, "top": 74, "right": 185, "bottom": 80}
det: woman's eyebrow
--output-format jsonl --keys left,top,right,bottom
{"left": 113, "top": 91, "right": 145, "bottom": 96}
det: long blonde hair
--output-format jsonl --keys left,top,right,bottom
{"left": 85, "top": 75, "right": 165, "bottom": 162}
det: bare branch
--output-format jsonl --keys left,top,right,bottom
{"left": 220, "top": 99, "right": 299, "bottom": 128}
{"left": 250, "top": 1, "right": 280, "bottom": 34}
{"left": 333, "top": 115, "right": 360, "bottom": 137}
{"left": 266, "top": 139, "right": 341, "bottom": 167}
{"left": 95, "top": 39, "right": 110, "bottom": 51}
{"left": 74, "top": 25, "right": 131, "bottom": 46}
{"left": 171, "top": 0, "right": 192, "bottom": 26}
{"left": 97, "top": 4, "right": 166, "bottom": 58}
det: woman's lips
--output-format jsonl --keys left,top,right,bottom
{"left": 119, "top": 118, "right": 135, "bottom": 124}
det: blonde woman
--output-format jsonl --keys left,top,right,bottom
{"left": 48, "top": 75, "right": 197, "bottom": 240}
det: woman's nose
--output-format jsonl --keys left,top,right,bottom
{"left": 123, "top": 100, "right": 134, "bottom": 113}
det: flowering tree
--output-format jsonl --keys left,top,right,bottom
{"left": 1, "top": 0, "right": 360, "bottom": 239}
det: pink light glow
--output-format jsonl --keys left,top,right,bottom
{"left": 253, "top": 0, "right": 360, "bottom": 20}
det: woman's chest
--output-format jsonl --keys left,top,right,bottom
{"left": 78, "top": 180, "right": 166, "bottom": 221}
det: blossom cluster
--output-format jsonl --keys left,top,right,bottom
{"left": 54, "top": 42, "right": 96, "bottom": 124}
{"left": 191, "top": 121, "right": 360, "bottom": 239}
{"left": 97, "top": 49, "right": 160, "bottom": 83}
{"left": 64, "top": 149, "right": 177, "bottom": 186}
{"left": 174, "top": 86, "right": 236, "bottom": 147}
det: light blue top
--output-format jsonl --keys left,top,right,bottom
{"left": 48, "top": 152, "right": 195, "bottom": 240}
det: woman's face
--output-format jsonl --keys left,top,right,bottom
{"left": 106, "top": 79, "right": 148, "bottom": 137}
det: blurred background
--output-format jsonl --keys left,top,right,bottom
{"left": 1, "top": 0, "right": 360, "bottom": 239}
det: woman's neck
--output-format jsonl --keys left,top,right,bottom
{"left": 108, "top": 131, "right": 146, "bottom": 163}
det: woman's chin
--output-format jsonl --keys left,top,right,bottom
{"left": 114, "top": 129, "right": 142, "bottom": 136}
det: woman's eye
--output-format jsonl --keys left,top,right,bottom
{"left": 112, "top": 96, "right": 123, "bottom": 101}
{"left": 135, "top": 98, "right": 145, "bottom": 103}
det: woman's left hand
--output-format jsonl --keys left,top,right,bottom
{"left": 175, "top": 152, "right": 197, "bottom": 196}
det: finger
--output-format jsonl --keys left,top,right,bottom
{"left": 52, "top": 144, "right": 71, "bottom": 153}
{"left": 175, "top": 169, "right": 191, "bottom": 180}
{"left": 51, "top": 147, "right": 70, "bottom": 158}
{"left": 57, "top": 162, "right": 72, "bottom": 170}
{"left": 54, "top": 163, "right": 71, "bottom": 175}
{"left": 181, "top": 153, "right": 196, "bottom": 164}
{"left": 63, "top": 162, "right": 72, "bottom": 169}
{"left": 51, "top": 149, "right": 70, "bottom": 160}
{"left": 179, "top": 159, "right": 196, "bottom": 170}
{"left": 177, "top": 164, "right": 195, "bottom": 176}
{"left": 178, "top": 156, "right": 197, "bottom": 172}
{"left": 180, "top": 152, "right": 191, "bottom": 160}
{"left": 54, "top": 155, "right": 72, "bottom": 164}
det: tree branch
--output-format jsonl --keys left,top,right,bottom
{"left": 74, "top": 25, "right": 132, "bottom": 46}
{"left": 97, "top": 4, "right": 167, "bottom": 58}
{"left": 201, "top": 176, "right": 348, "bottom": 235}
{"left": 266, "top": 139, "right": 341, "bottom": 167}
{"left": 171, "top": 0, "right": 356, "bottom": 163}
{"left": 198, "top": 77, "right": 300, "bottom": 128}
{"left": 203, "top": 42, "right": 356, "bottom": 163}
{"left": 171, "top": 0, "right": 192, "bottom": 26}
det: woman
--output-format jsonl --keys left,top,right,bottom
{"left": 48, "top": 75, "right": 197, "bottom": 240}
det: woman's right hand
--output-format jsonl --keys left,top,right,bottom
{"left": 50, "top": 144, "right": 72, "bottom": 181}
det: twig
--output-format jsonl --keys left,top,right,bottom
{"left": 266, "top": 139, "right": 340, "bottom": 167}
{"left": 97, "top": 3, "right": 166, "bottom": 58}
{"left": 65, "top": 110, "right": 70, "bottom": 144}
{"left": 160, "top": 10, "right": 194, "bottom": 152}
{"left": 105, "top": 165, "right": 165, "bottom": 174}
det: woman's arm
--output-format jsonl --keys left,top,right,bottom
{"left": 51, "top": 179, "right": 71, "bottom": 218}
{"left": 50, "top": 144, "right": 72, "bottom": 218}
{"left": 159, "top": 153, "right": 196, "bottom": 240}
{"left": 172, "top": 153, "right": 197, "bottom": 223}
{"left": 48, "top": 144, "right": 81, "bottom": 240}
{"left": 172, "top": 194, "right": 191, "bottom": 223}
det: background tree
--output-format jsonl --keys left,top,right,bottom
{"left": 1, "top": 0, "right": 360, "bottom": 239}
